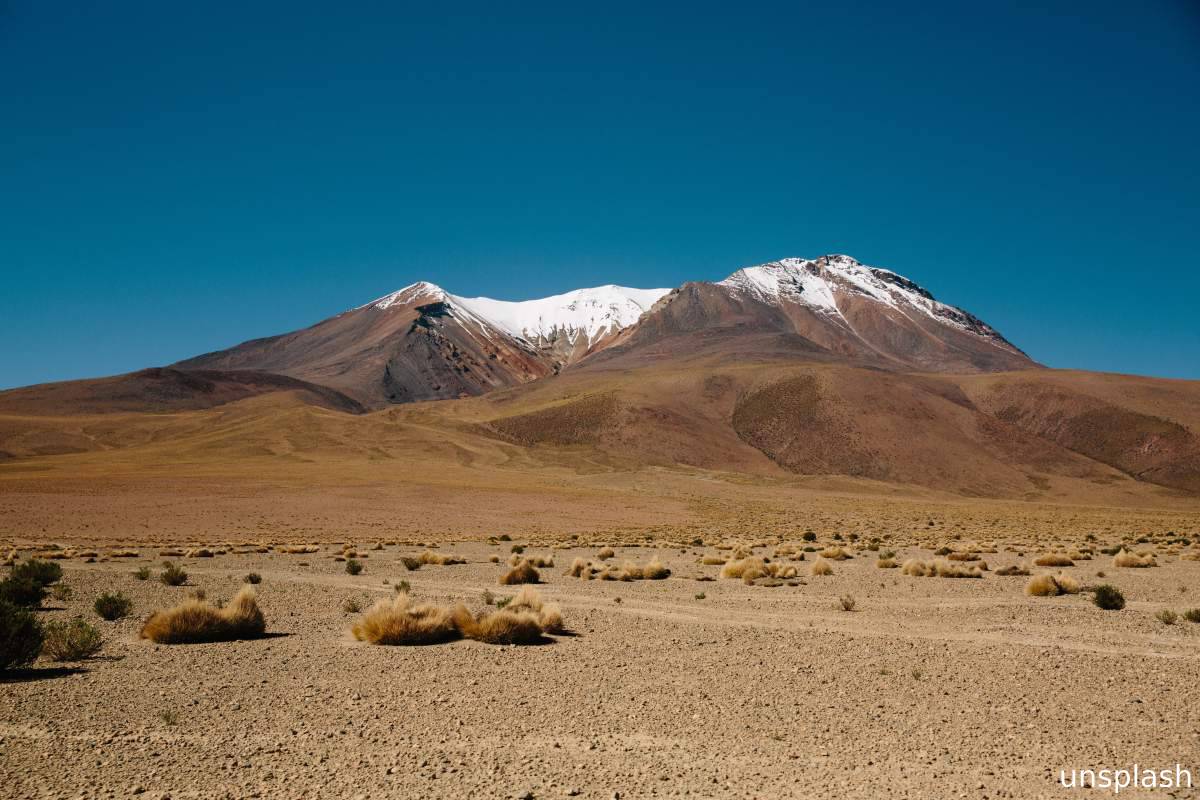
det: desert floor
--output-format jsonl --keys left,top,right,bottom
{"left": 3, "top": 534, "right": 1199, "bottom": 800}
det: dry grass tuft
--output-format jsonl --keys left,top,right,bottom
{"left": 1025, "top": 572, "right": 1081, "bottom": 597}
{"left": 901, "top": 558, "right": 982, "bottom": 578}
{"left": 1113, "top": 549, "right": 1156, "bottom": 568}
{"left": 351, "top": 594, "right": 464, "bottom": 645}
{"left": 719, "top": 557, "right": 796, "bottom": 584}
{"left": 700, "top": 555, "right": 727, "bottom": 566}
{"left": 819, "top": 546, "right": 851, "bottom": 561}
{"left": 596, "top": 547, "right": 615, "bottom": 560}
{"left": 279, "top": 544, "right": 320, "bottom": 555}
{"left": 810, "top": 558, "right": 834, "bottom": 576}
{"left": 500, "top": 560, "right": 541, "bottom": 585}
{"left": 352, "top": 587, "right": 564, "bottom": 646}
{"left": 1034, "top": 554, "right": 1075, "bottom": 567}
{"left": 418, "top": 550, "right": 466, "bottom": 566}
{"left": 140, "top": 587, "right": 266, "bottom": 644}
{"left": 995, "top": 564, "right": 1031, "bottom": 576}
{"left": 508, "top": 552, "right": 553, "bottom": 568}
{"left": 876, "top": 557, "right": 898, "bottom": 569}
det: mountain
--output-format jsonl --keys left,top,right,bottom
{"left": 175, "top": 281, "right": 669, "bottom": 407}
{"left": 3, "top": 254, "right": 1199, "bottom": 501}
{"left": 594, "top": 255, "right": 1032, "bottom": 374}
{"left": 176, "top": 255, "right": 1028, "bottom": 407}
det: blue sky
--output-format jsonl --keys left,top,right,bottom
{"left": 2, "top": 1, "right": 1198, "bottom": 388}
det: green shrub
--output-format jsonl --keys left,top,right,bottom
{"left": 0, "top": 576, "right": 47, "bottom": 608}
{"left": 11, "top": 560, "right": 63, "bottom": 587}
{"left": 802, "top": 532, "right": 817, "bottom": 542}
{"left": 0, "top": 600, "right": 44, "bottom": 671}
{"left": 159, "top": 562, "right": 187, "bottom": 586}
{"left": 345, "top": 559, "right": 363, "bottom": 576}
{"left": 400, "top": 557, "right": 421, "bottom": 571}
{"left": 1183, "top": 609, "right": 1200, "bottom": 624}
{"left": 94, "top": 592, "right": 133, "bottom": 621}
{"left": 51, "top": 583, "right": 74, "bottom": 601}
{"left": 133, "top": 567, "right": 151, "bottom": 580}
{"left": 42, "top": 618, "right": 103, "bottom": 661}
{"left": 1156, "top": 609, "right": 1178, "bottom": 625}
{"left": 244, "top": 573, "right": 262, "bottom": 585}
{"left": 1092, "top": 584, "right": 1126, "bottom": 611}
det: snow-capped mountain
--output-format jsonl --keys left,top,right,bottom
{"left": 366, "top": 282, "right": 669, "bottom": 362}
{"left": 176, "top": 255, "right": 1032, "bottom": 407}
{"left": 717, "top": 255, "right": 1020, "bottom": 353}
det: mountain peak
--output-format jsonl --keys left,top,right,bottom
{"left": 366, "top": 281, "right": 446, "bottom": 310}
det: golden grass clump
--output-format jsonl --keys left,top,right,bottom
{"left": 500, "top": 560, "right": 541, "bottom": 585}
{"left": 810, "top": 557, "right": 834, "bottom": 576}
{"left": 351, "top": 594, "right": 463, "bottom": 645}
{"left": 995, "top": 564, "right": 1031, "bottom": 576}
{"left": 353, "top": 588, "right": 564, "bottom": 646}
{"left": 596, "top": 547, "right": 615, "bottom": 560}
{"left": 1033, "top": 554, "right": 1075, "bottom": 567}
{"left": 618, "top": 558, "right": 671, "bottom": 580}
{"left": 719, "top": 557, "right": 796, "bottom": 584}
{"left": 566, "top": 557, "right": 592, "bottom": 578}
{"left": 279, "top": 544, "right": 320, "bottom": 555}
{"left": 419, "top": 550, "right": 466, "bottom": 566}
{"left": 1025, "top": 572, "right": 1080, "bottom": 597}
{"left": 946, "top": 552, "right": 981, "bottom": 562}
{"left": 819, "top": 546, "right": 851, "bottom": 560}
{"left": 185, "top": 548, "right": 214, "bottom": 558}
{"left": 700, "top": 555, "right": 727, "bottom": 566}
{"left": 876, "top": 557, "right": 898, "bottom": 569}
{"left": 1113, "top": 549, "right": 1156, "bottom": 568}
{"left": 140, "top": 587, "right": 266, "bottom": 644}
{"left": 901, "top": 558, "right": 982, "bottom": 578}
{"left": 508, "top": 552, "right": 553, "bottom": 568}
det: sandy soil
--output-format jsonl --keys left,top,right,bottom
{"left": 4, "top": 540, "right": 1199, "bottom": 799}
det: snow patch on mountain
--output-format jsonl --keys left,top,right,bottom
{"left": 449, "top": 285, "right": 670, "bottom": 347}
{"left": 719, "top": 255, "right": 1016, "bottom": 348}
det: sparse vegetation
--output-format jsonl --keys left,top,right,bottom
{"left": 51, "top": 583, "right": 74, "bottom": 601}
{"left": 1026, "top": 572, "right": 1080, "bottom": 597}
{"left": 140, "top": 587, "right": 266, "bottom": 644}
{"left": 1155, "top": 609, "right": 1178, "bottom": 625}
{"left": 901, "top": 558, "right": 982, "bottom": 578}
{"left": 839, "top": 594, "right": 856, "bottom": 612}
{"left": 0, "top": 600, "right": 43, "bottom": 671}
{"left": 810, "top": 558, "right": 834, "bottom": 576}
{"left": 1113, "top": 549, "right": 1156, "bottom": 568}
{"left": 1182, "top": 609, "right": 1200, "bottom": 624}
{"left": 42, "top": 617, "right": 103, "bottom": 661}
{"left": 351, "top": 586, "right": 564, "bottom": 646}
{"left": 94, "top": 591, "right": 133, "bottom": 620}
{"left": 345, "top": 559, "right": 363, "bottom": 575}
{"left": 1033, "top": 554, "right": 1074, "bottom": 567}
{"left": 133, "top": 566, "right": 151, "bottom": 580}
{"left": 1092, "top": 584, "right": 1126, "bottom": 611}
{"left": 500, "top": 559, "right": 540, "bottom": 585}
{"left": 159, "top": 562, "right": 188, "bottom": 586}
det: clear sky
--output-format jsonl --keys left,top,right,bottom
{"left": 2, "top": 1, "right": 1198, "bottom": 389}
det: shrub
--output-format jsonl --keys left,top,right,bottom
{"left": 400, "top": 557, "right": 422, "bottom": 571}
{"left": 0, "top": 576, "right": 47, "bottom": 607}
{"left": 500, "top": 560, "right": 540, "bottom": 585}
{"left": 1156, "top": 609, "right": 1178, "bottom": 625}
{"left": 902, "top": 558, "right": 982, "bottom": 578}
{"left": 1182, "top": 609, "right": 1200, "bottom": 624}
{"left": 244, "top": 573, "right": 262, "bottom": 585}
{"left": 876, "top": 557, "right": 898, "bottom": 569}
{"left": 597, "top": 547, "right": 615, "bottom": 560}
{"left": 345, "top": 559, "right": 363, "bottom": 575}
{"left": 802, "top": 532, "right": 817, "bottom": 542}
{"left": 159, "top": 562, "right": 187, "bottom": 586}
{"left": 133, "top": 566, "right": 151, "bottom": 580}
{"left": 42, "top": 617, "right": 103, "bottom": 661}
{"left": 1092, "top": 584, "right": 1126, "bottom": 611}
{"left": 342, "top": 596, "right": 365, "bottom": 614}
{"left": 0, "top": 600, "right": 43, "bottom": 671}
{"left": 839, "top": 595, "right": 856, "bottom": 612}
{"left": 94, "top": 592, "right": 133, "bottom": 621}
{"left": 395, "top": 580, "right": 411, "bottom": 594}
{"left": 139, "top": 587, "right": 266, "bottom": 644}
{"left": 11, "top": 560, "right": 63, "bottom": 587}
{"left": 819, "top": 546, "right": 851, "bottom": 561}
{"left": 51, "top": 583, "right": 74, "bottom": 601}
{"left": 995, "top": 565, "right": 1030, "bottom": 576}
{"left": 1034, "top": 554, "right": 1075, "bottom": 567}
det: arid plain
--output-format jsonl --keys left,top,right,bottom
{"left": 3, "top": 417, "right": 1200, "bottom": 798}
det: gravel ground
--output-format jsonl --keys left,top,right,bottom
{"left": 3, "top": 543, "right": 1199, "bottom": 799}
